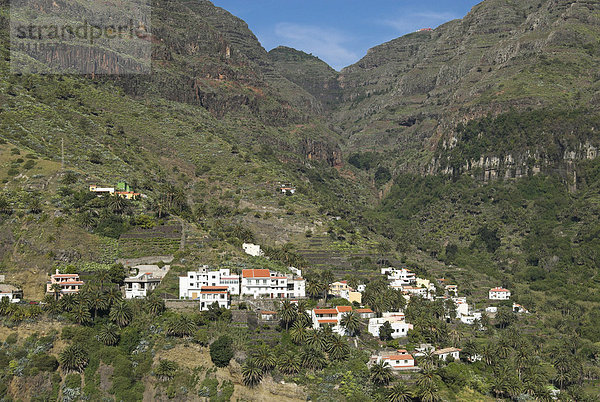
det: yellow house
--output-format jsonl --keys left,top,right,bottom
{"left": 416, "top": 278, "right": 431, "bottom": 289}
{"left": 330, "top": 281, "right": 351, "bottom": 297}
{"left": 348, "top": 291, "right": 362, "bottom": 304}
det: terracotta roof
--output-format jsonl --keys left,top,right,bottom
{"left": 355, "top": 308, "right": 373, "bottom": 313}
{"left": 53, "top": 274, "right": 79, "bottom": 278}
{"left": 490, "top": 287, "right": 509, "bottom": 292}
{"left": 314, "top": 308, "right": 338, "bottom": 315}
{"left": 386, "top": 354, "right": 414, "bottom": 360}
{"left": 59, "top": 281, "right": 84, "bottom": 285}
{"left": 201, "top": 286, "right": 229, "bottom": 291}
{"left": 271, "top": 276, "right": 287, "bottom": 279}
{"left": 336, "top": 306, "right": 352, "bottom": 313}
{"left": 317, "top": 319, "right": 338, "bottom": 324}
{"left": 261, "top": 311, "right": 277, "bottom": 315}
{"left": 200, "top": 290, "right": 227, "bottom": 294}
{"left": 242, "top": 269, "right": 270, "bottom": 278}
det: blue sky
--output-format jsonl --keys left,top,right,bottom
{"left": 211, "top": 0, "right": 482, "bottom": 70}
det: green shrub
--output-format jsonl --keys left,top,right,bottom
{"left": 5, "top": 333, "right": 18, "bottom": 344}
{"left": 30, "top": 353, "right": 59, "bottom": 372}
{"left": 209, "top": 336, "right": 234, "bottom": 368}
{"left": 64, "top": 373, "right": 82, "bottom": 389}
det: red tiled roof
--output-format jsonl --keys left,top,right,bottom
{"left": 314, "top": 309, "right": 338, "bottom": 315}
{"left": 336, "top": 306, "right": 352, "bottom": 313}
{"left": 318, "top": 319, "right": 338, "bottom": 324}
{"left": 60, "top": 281, "right": 84, "bottom": 285}
{"left": 355, "top": 308, "right": 373, "bottom": 313}
{"left": 490, "top": 287, "right": 509, "bottom": 292}
{"left": 242, "top": 269, "right": 270, "bottom": 278}
{"left": 261, "top": 311, "right": 277, "bottom": 315}
{"left": 201, "top": 286, "right": 228, "bottom": 291}
{"left": 386, "top": 354, "right": 414, "bottom": 360}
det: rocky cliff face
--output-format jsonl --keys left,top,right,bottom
{"left": 268, "top": 46, "right": 342, "bottom": 110}
{"left": 325, "top": 0, "right": 600, "bottom": 176}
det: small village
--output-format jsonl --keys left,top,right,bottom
{"left": 1, "top": 234, "right": 527, "bottom": 379}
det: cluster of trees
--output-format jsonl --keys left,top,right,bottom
{"left": 242, "top": 300, "right": 363, "bottom": 387}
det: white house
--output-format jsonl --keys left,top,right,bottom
{"left": 179, "top": 267, "right": 240, "bottom": 299}
{"left": 124, "top": 272, "right": 161, "bottom": 299}
{"left": 370, "top": 349, "right": 417, "bottom": 371}
{"left": 382, "top": 268, "right": 416, "bottom": 285}
{"left": 279, "top": 186, "right": 296, "bottom": 194}
{"left": 485, "top": 306, "right": 498, "bottom": 314}
{"left": 89, "top": 185, "right": 115, "bottom": 196}
{"left": 242, "top": 243, "right": 264, "bottom": 257}
{"left": 241, "top": 269, "right": 305, "bottom": 299}
{"left": 310, "top": 305, "right": 353, "bottom": 335}
{"left": 260, "top": 310, "right": 278, "bottom": 321}
{"left": 46, "top": 270, "right": 84, "bottom": 298}
{"left": 513, "top": 303, "right": 529, "bottom": 314}
{"left": 433, "top": 347, "right": 461, "bottom": 361}
{"left": 0, "top": 284, "right": 23, "bottom": 303}
{"left": 489, "top": 287, "right": 511, "bottom": 300}
{"left": 459, "top": 312, "right": 482, "bottom": 325}
{"left": 198, "top": 286, "right": 230, "bottom": 311}
{"left": 355, "top": 308, "right": 375, "bottom": 319}
{"left": 368, "top": 313, "right": 413, "bottom": 339}
{"left": 401, "top": 285, "right": 434, "bottom": 300}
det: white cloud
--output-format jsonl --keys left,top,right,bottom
{"left": 269, "top": 22, "right": 358, "bottom": 71}
{"left": 381, "top": 10, "right": 459, "bottom": 34}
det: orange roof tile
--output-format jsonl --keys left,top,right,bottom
{"left": 314, "top": 309, "right": 338, "bottom": 315}
{"left": 201, "top": 286, "right": 229, "bottom": 291}
{"left": 317, "top": 319, "right": 338, "bottom": 324}
{"left": 261, "top": 311, "right": 277, "bottom": 315}
{"left": 336, "top": 306, "right": 352, "bottom": 313}
{"left": 242, "top": 269, "right": 270, "bottom": 278}
{"left": 355, "top": 308, "right": 373, "bottom": 313}
{"left": 386, "top": 354, "right": 414, "bottom": 360}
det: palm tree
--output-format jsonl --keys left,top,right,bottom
{"left": 97, "top": 323, "right": 120, "bottom": 346}
{"left": 0, "top": 298, "right": 11, "bottom": 316}
{"left": 59, "top": 344, "right": 89, "bottom": 373}
{"left": 146, "top": 296, "right": 165, "bottom": 315}
{"left": 88, "top": 289, "right": 109, "bottom": 319}
{"left": 277, "top": 352, "right": 301, "bottom": 375}
{"left": 51, "top": 283, "right": 62, "bottom": 301}
{"left": 242, "top": 359, "right": 263, "bottom": 387}
{"left": 105, "top": 286, "right": 122, "bottom": 306}
{"left": 306, "top": 281, "right": 323, "bottom": 300}
{"left": 278, "top": 300, "right": 297, "bottom": 330}
{"left": 109, "top": 299, "right": 133, "bottom": 327}
{"left": 306, "top": 329, "right": 328, "bottom": 352}
{"left": 387, "top": 382, "right": 412, "bottom": 402}
{"left": 370, "top": 361, "right": 393, "bottom": 386}
{"left": 107, "top": 194, "right": 126, "bottom": 214}
{"left": 418, "top": 350, "right": 436, "bottom": 371}
{"left": 416, "top": 380, "right": 440, "bottom": 402}
{"left": 481, "top": 342, "right": 496, "bottom": 366}
{"left": 300, "top": 346, "right": 327, "bottom": 371}
{"left": 70, "top": 303, "right": 92, "bottom": 325}
{"left": 155, "top": 359, "right": 178, "bottom": 381}
{"left": 290, "top": 321, "right": 308, "bottom": 345}
{"left": 59, "top": 293, "right": 77, "bottom": 312}
{"left": 252, "top": 345, "right": 276, "bottom": 373}
{"left": 166, "top": 314, "right": 196, "bottom": 337}
{"left": 326, "top": 334, "right": 350, "bottom": 361}
{"left": 340, "top": 311, "right": 360, "bottom": 337}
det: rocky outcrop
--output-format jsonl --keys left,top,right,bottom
{"left": 300, "top": 138, "right": 343, "bottom": 168}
